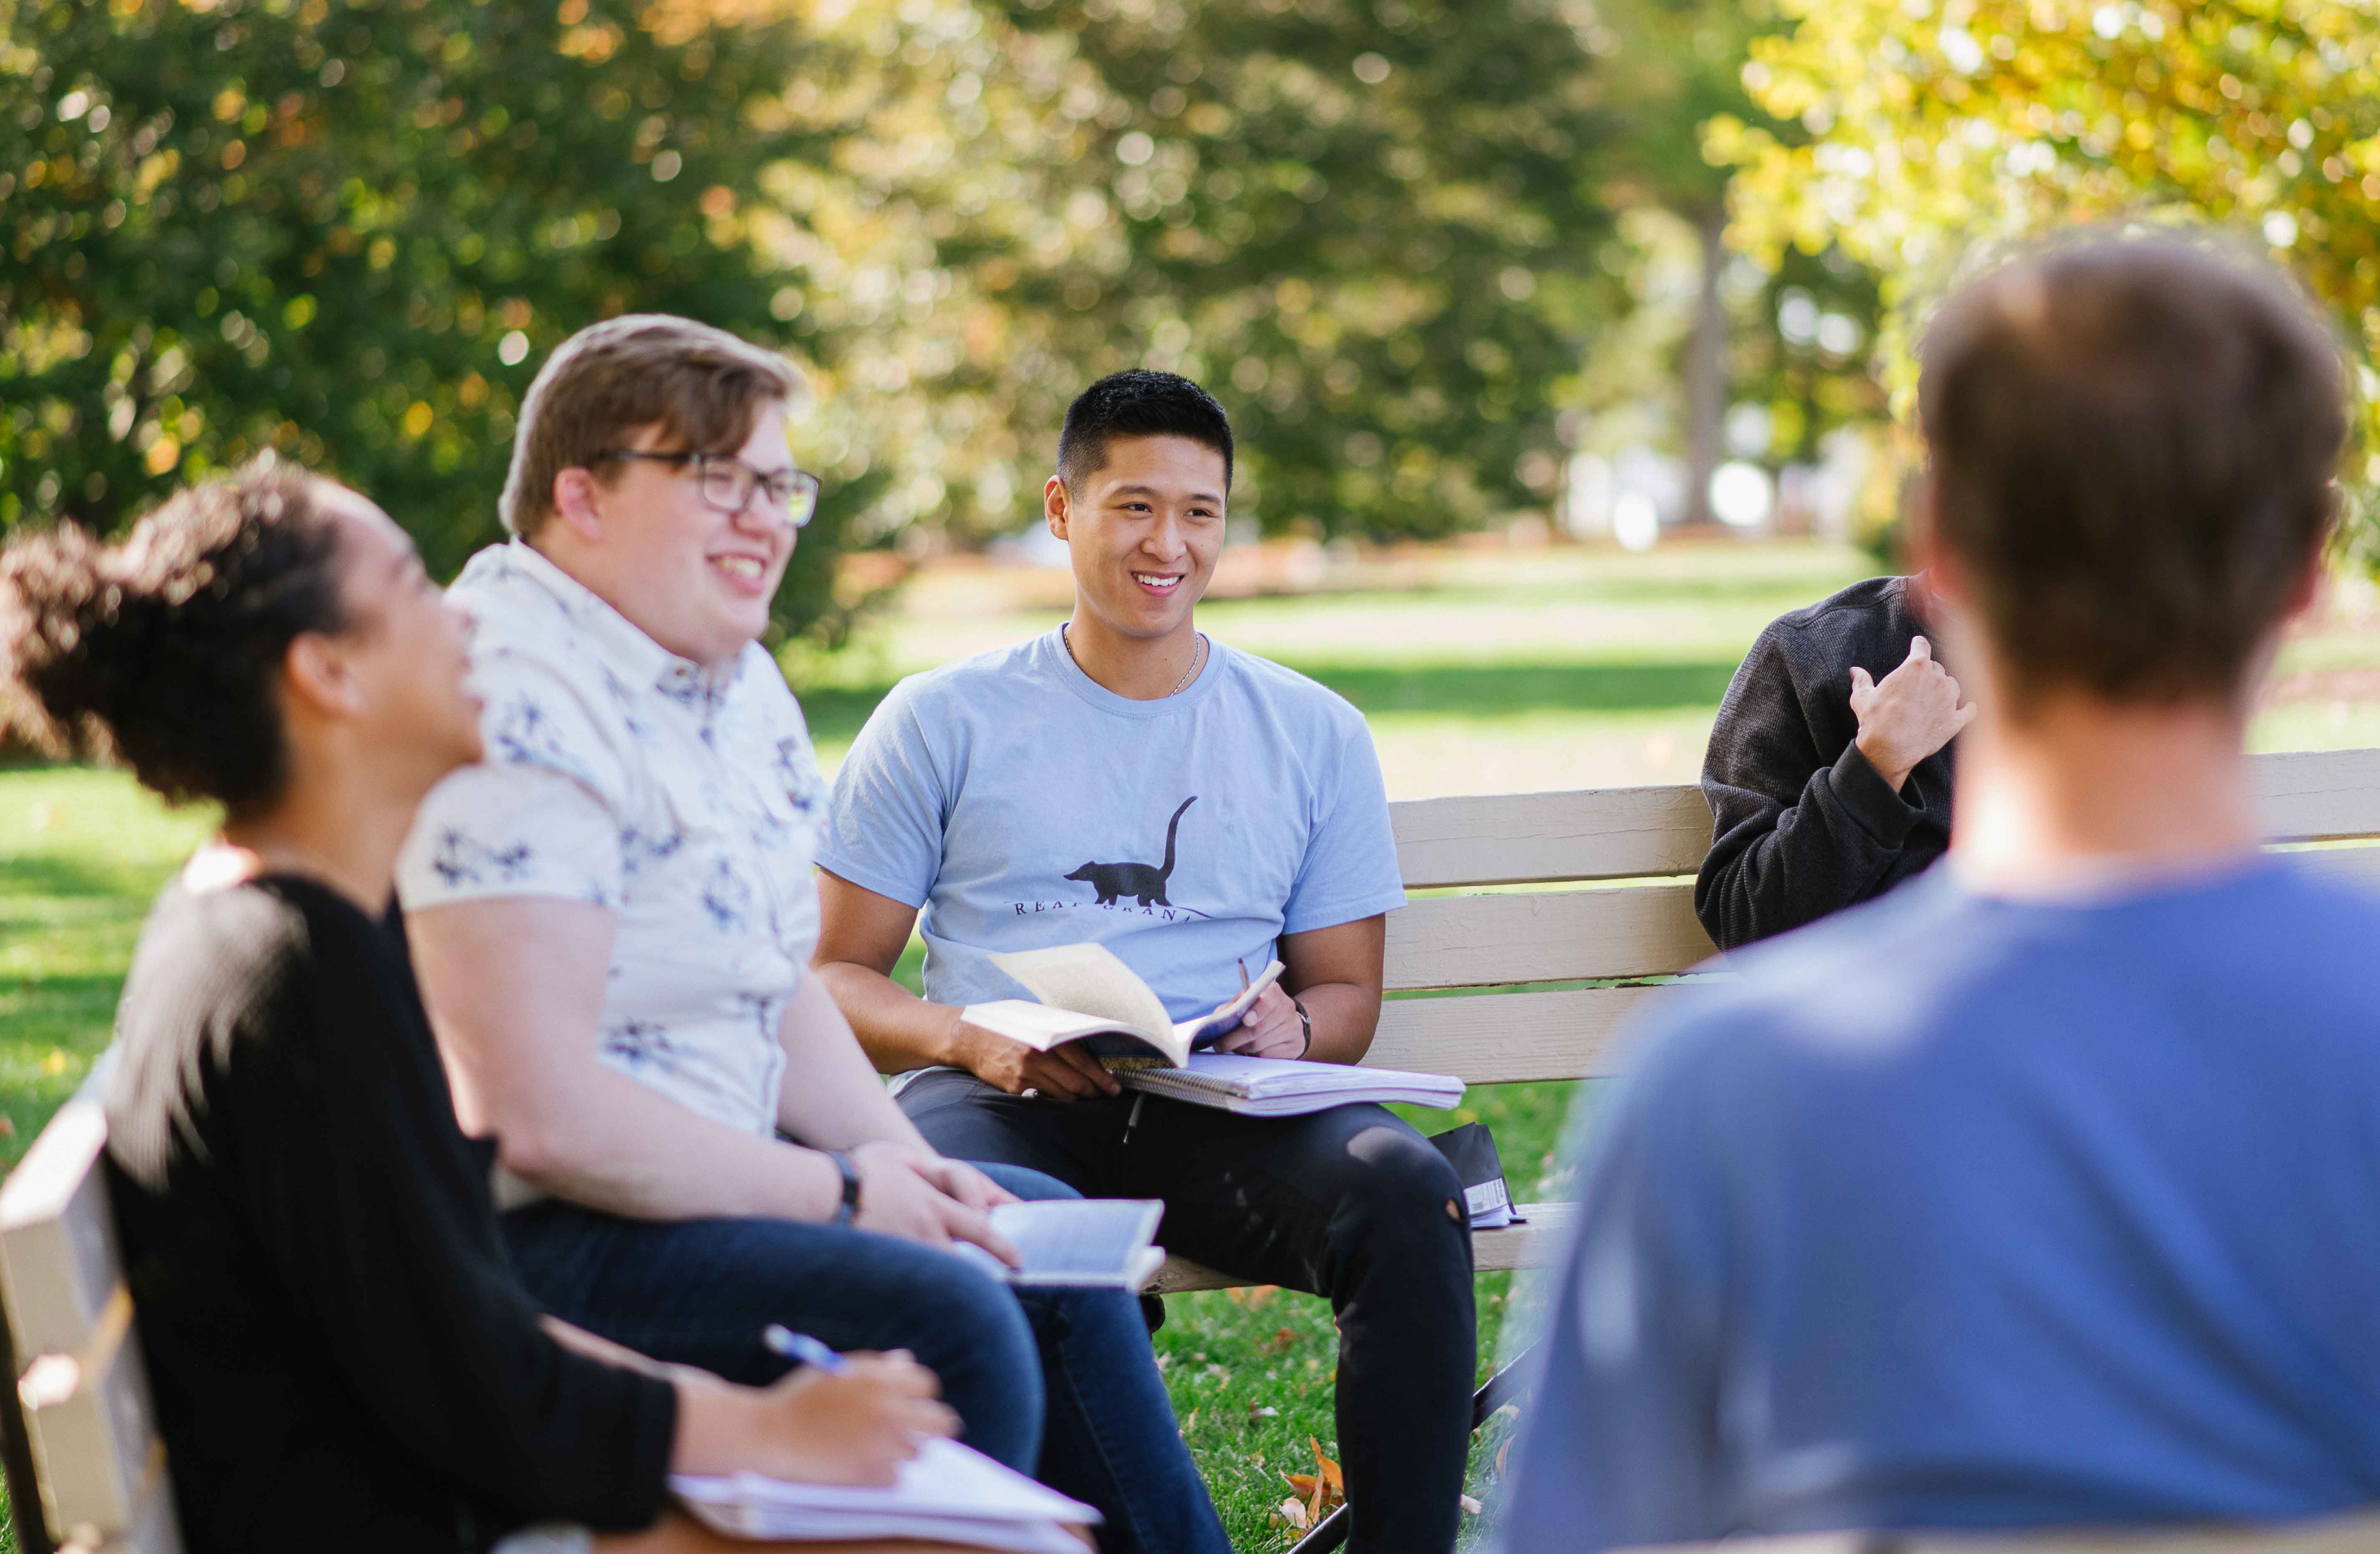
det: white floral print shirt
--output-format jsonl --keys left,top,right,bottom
{"left": 396, "top": 541, "right": 826, "bottom": 1139}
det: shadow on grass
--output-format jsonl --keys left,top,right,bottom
{"left": 1301, "top": 660, "right": 1740, "bottom": 717}
{"left": 795, "top": 658, "right": 1743, "bottom": 743}
{"left": 0, "top": 851, "right": 143, "bottom": 902}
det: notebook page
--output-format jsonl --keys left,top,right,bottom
{"left": 673, "top": 1436, "right": 1099, "bottom": 1521}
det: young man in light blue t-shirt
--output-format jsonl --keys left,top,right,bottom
{"left": 815, "top": 372, "right": 1476, "bottom": 1554}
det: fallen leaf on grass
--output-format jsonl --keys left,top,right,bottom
{"left": 1310, "top": 1436, "right": 1344, "bottom": 1501}
{"left": 1458, "top": 1494, "right": 1484, "bottom": 1516}
{"left": 1227, "top": 1284, "right": 1279, "bottom": 1309}
{"left": 1247, "top": 1402, "right": 1278, "bottom": 1420}
{"left": 1179, "top": 1408, "right": 1197, "bottom": 1438}
{"left": 1270, "top": 1326, "right": 1297, "bottom": 1352}
{"left": 0, "top": 1115, "right": 15, "bottom": 1139}
{"left": 1493, "top": 1436, "right": 1512, "bottom": 1481}
{"left": 1275, "top": 1497, "right": 1311, "bottom": 1531}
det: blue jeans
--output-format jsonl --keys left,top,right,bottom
{"left": 500, "top": 1163, "right": 1227, "bottom": 1554}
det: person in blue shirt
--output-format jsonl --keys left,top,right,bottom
{"left": 1497, "top": 235, "right": 2372, "bottom": 1551}
{"left": 814, "top": 371, "right": 1477, "bottom": 1554}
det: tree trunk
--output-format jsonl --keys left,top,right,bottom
{"left": 1681, "top": 201, "right": 1728, "bottom": 528}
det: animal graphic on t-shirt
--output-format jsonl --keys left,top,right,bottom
{"left": 1065, "top": 797, "right": 1196, "bottom": 908}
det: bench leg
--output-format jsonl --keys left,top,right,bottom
{"left": 1282, "top": 1345, "right": 1539, "bottom": 1554}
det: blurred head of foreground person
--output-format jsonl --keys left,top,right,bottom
{"left": 1496, "top": 235, "right": 2377, "bottom": 1553}
{"left": 0, "top": 461, "right": 963, "bottom": 1554}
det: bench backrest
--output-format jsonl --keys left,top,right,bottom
{"left": 1364, "top": 746, "right": 2380, "bottom": 1086}
{"left": 0, "top": 1052, "right": 181, "bottom": 1554}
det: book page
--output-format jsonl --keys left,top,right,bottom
{"left": 961, "top": 1000, "right": 1126, "bottom": 1053}
{"left": 990, "top": 943, "right": 1173, "bottom": 1042}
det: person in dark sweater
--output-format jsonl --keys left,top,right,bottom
{"left": 0, "top": 462, "right": 972, "bottom": 1554}
{"left": 1695, "top": 572, "right": 1975, "bottom": 949}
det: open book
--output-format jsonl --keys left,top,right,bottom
{"left": 674, "top": 1435, "right": 1099, "bottom": 1552}
{"left": 1106, "top": 1052, "right": 1466, "bottom": 1117}
{"left": 963, "top": 942, "right": 1283, "bottom": 1068}
{"left": 951, "top": 1198, "right": 1168, "bottom": 1289}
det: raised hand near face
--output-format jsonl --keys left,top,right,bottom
{"left": 1847, "top": 634, "right": 1976, "bottom": 793}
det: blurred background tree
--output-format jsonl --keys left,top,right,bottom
{"left": 1715, "top": 0, "right": 2380, "bottom": 560}
{"left": 7, "top": 0, "right": 2375, "bottom": 636}
{"left": 781, "top": 0, "right": 1621, "bottom": 549}
{"left": 0, "top": 0, "right": 876, "bottom": 638}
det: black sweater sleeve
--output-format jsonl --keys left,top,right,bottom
{"left": 1693, "top": 614, "right": 1935, "bottom": 951}
{"left": 213, "top": 897, "right": 677, "bottom": 1534}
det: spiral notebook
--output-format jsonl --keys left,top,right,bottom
{"left": 1103, "top": 1052, "right": 1465, "bottom": 1117}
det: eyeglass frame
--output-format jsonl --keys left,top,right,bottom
{"left": 592, "top": 448, "right": 821, "bottom": 528}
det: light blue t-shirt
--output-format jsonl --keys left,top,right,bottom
{"left": 1499, "top": 859, "right": 2380, "bottom": 1551}
{"left": 820, "top": 630, "right": 1405, "bottom": 1028}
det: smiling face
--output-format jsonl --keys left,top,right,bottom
{"left": 549, "top": 406, "right": 797, "bottom": 671}
{"left": 1048, "top": 433, "right": 1228, "bottom": 643}
{"left": 314, "top": 483, "right": 484, "bottom": 789}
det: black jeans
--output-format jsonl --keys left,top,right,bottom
{"left": 903, "top": 1071, "right": 1478, "bottom": 1554}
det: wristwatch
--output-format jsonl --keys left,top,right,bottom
{"left": 1292, "top": 998, "right": 1313, "bottom": 1059}
{"left": 824, "top": 1149, "right": 862, "bottom": 1227}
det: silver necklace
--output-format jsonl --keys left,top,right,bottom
{"left": 1064, "top": 624, "right": 1205, "bottom": 697}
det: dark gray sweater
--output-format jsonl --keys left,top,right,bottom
{"left": 1695, "top": 576, "right": 1955, "bottom": 951}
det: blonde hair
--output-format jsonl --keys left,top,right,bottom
{"left": 499, "top": 314, "right": 801, "bottom": 540}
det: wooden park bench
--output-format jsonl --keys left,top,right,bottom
{"left": 1147, "top": 745, "right": 2380, "bottom": 1552}
{"left": 4, "top": 747, "right": 2379, "bottom": 1554}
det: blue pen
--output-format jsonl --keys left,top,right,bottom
{"left": 762, "top": 1324, "right": 849, "bottom": 1374}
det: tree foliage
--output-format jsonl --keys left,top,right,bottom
{"left": 0, "top": 0, "right": 867, "bottom": 636}
{"left": 781, "top": 0, "right": 1619, "bottom": 545}
{"left": 1717, "top": 0, "right": 2380, "bottom": 551}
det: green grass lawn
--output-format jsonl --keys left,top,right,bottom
{"left": 6, "top": 539, "right": 2380, "bottom": 1549}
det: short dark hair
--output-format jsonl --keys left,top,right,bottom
{"left": 1056, "top": 371, "right": 1233, "bottom": 492}
{"left": 502, "top": 314, "right": 800, "bottom": 540}
{"left": 1919, "top": 235, "right": 2347, "bottom": 707}
{"left": 0, "top": 459, "right": 350, "bottom": 818}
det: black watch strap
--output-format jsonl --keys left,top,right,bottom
{"left": 1292, "top": 998, "right": 1313, "bottom": 1059}
{"left": 825, "top": 1149, "right": 861, "bottom": 1227}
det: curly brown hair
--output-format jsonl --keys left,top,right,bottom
{"left": 0, "top": 459, "right": 350, "bottom": 817}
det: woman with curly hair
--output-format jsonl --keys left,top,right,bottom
{"left": 0, "top": 460, "right": 986, "bottom": 1554}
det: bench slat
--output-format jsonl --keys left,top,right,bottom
{"left": 1369, "top": 985, "right": 1668, "bottom": 1084}
{"left": 1147, "top": 1202, "right": 1581, "bottom": 1294}
{"left": 1393, "top": 785, "right": 1713, "bottom": 888}
{"left": 1385, "top": 882, "right": 1714, "bottom": 991}
{"left": 0, "top": 1066, "right": 122, "bottom": 1359}
{"left": 18, "top": 1283, "right": 178, "bottom": 1553}
{"left": 2253, "top": 747, "right": 2380, "bottom": 844}
{"left": 1379, "top": 750, "right": 2380, "bottom": 898}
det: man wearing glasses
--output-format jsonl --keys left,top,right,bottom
{"left": 396, "top": 316, "right": 1229, "bottom": 1551}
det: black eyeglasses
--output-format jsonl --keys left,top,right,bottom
{"left": 596, "top": 449, "right": 821, "bottom": 528}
